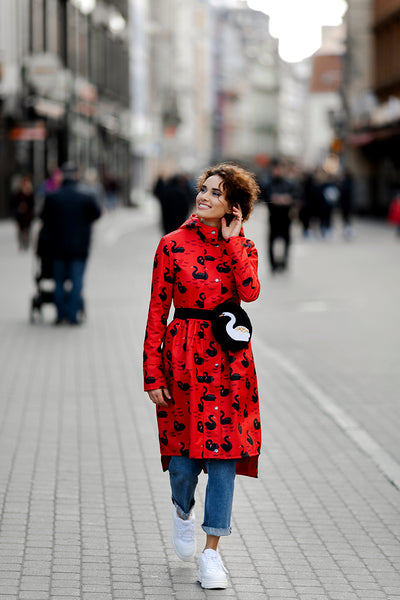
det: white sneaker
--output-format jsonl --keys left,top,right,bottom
{"left": 171, "top": 506, "right": 196, "bottom": 561}
{"left": 197, "top": 549, "right": 228, "bottom": 589}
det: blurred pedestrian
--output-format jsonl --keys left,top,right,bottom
{"left": 44, "top": 167, "right": 63, "bottom": 194}
{"left": 35, "top": 167, "right": 63, "bottom": 216}
{"left": 388, "top": 191, "right": 400, "bottom": 237}
{"left": 316, "top": 170, "right": 340, "bottom": 239}
{"left": 12, "top": 174, "right": 35, "bottom": 250}
{"left": 40, "top": 162, "right": 101, "bottom": 325}
{"left": 153, "top": 174, "right": 167, "bottom": 233}
{"left": 82, "top": 168, "right": 105, "bottom": 209}
{"left": 339, "top": 171, "right": 354, "bottom": 240}
{"left": 104, "top": 173, "right": 119, "bottom": 210}
{"left": 143, "top": 163, "right": 262, "bottom": 589}
{"left": 157, "top": 173, "right": 194, "bottom": 234}
{"left": 299, "top": 171, "right": 319, "bottom": 239}
{"left": 263, "top": 159, "right": 295, "bottom": 272}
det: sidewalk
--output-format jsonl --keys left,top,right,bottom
{"left": 0, "top": 207, "right": 399, "bottom": 599}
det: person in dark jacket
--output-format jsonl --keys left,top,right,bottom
{"left": 158, "top": 174, "right": 194, "bottom": 234}
{"left": 40, "top": 162, "right": 101, "bottom": 325}
{"left": 339, "top": 171, "right": 354, "bottom": 239}
{"left": 263, "top": 160, "right": 295, "bottom": 272}
{"left": 299, "top": 171, "right": 319, "bottom": 239}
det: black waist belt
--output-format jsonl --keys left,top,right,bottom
{"left": 174, "top": 307, "right": 214, "bottom": 320}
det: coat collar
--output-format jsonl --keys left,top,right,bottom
{"left": 182, "top": 214, "right": 244, "bottom": 244}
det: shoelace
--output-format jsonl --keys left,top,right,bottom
{"left": 205, "top": 553, "right": 228, "bottom": 573}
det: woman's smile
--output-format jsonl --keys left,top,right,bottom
{"left": 196, "top": 175, "right": 229, "bottom": 226}
{"left": 197, "top": 200, "right": 211, "bottom": 210}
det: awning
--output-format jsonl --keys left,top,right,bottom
{"left": 347, "top": 124, "right": 400, "bottom": 147}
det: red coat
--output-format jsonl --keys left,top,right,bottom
{"left": 143, "top": 215, "right": 262, "bottom": 477}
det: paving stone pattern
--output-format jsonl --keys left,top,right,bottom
{"left": 0, "top": 206, "right": 399, "bottom": 599}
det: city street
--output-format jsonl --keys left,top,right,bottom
{"left": 0, "top": 202, "right": 399, "bottom": 600}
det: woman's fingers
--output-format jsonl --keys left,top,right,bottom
{"left": 147, "top": 388, "right": 170, "bottom": 407}
{"left": 222, "top": 207, "right": 243, "bottom": 239}
{"left": 232, "top": 205, "right": 243, "bottom": 221}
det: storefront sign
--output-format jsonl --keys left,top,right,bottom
{"left": 8, "top": 122, "right": 47, "bottom": 141}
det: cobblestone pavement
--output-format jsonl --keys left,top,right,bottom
{"left": 0, "top": 203, "right": 399, "bottom": 600}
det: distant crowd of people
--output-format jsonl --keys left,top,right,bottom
{"left": 151, "top": 160, "right": 359, "bottom": 274}
{"left": 10, "top": 167, "right": 121, "bottom": 252}
{"left": 9, "top": 158, "right": 400, "bottom": 310}
{"left": 258, "top": 159, "right": 356, "bottom": 273}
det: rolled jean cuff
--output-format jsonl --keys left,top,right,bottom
{"left": 201, "top": 524, "right": 232, "bottom": 537}
{"left": 172, "top": 498, "right": 194, "bottom": 520}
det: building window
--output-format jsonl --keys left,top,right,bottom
{"left": 67, "top": 3, "right": 77, "bottom": 70}
{"left": 67, "top": 4, "right": 88, "bottom": 76}
{"left": 45, "top": 0, "right": 59, "bottom": 54}
{"left": 31, "top": 0, "right": 45, "bottom": 53}
{"left": 57, "top": 0, "right": 67, "bottom": 64}
{"left": 78, "top": 13, "right": 88, "bottom": 76}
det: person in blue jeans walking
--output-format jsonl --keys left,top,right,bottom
{"left": 40, "top": 162, "right": 101, "bottom": 325}
{"left": 144, "top": 163, "right": 262, "bottom": 589}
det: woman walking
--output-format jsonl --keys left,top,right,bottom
{"left": 12, "top": 174, "right": 35, "bottom": 250}
{"left": 143, "top": 163, "right": 262, "bottom": 589}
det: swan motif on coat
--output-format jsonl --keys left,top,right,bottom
{"left": 220, "top": 311, "right": 251, "bottom": 343}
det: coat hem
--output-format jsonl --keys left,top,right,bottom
{"left": 160, "top": 454, "right": 259, "bottom": 478}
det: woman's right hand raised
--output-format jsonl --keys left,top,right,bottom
{"left": 147, "top": 387, "right": 171, "bottom": 407}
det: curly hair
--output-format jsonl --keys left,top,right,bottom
{"left": 197, "top": 163, "right": 260, "bottom": 222}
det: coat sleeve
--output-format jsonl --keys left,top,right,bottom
{"left": 224, "top": 236, "right": 260, "bottom": 302}
{"left": 143, "top": 237, "right": 174, "bottom": 391}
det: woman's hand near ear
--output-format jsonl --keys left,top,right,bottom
{"left": 221, "top": 205, "right": 243, "bottom": 240}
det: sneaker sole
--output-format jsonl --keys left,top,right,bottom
{"left": 197, "top": 571, "right": 228, "bottom": 589}
{"left": 172, "top": 535, "right": 196, "bottom": 562}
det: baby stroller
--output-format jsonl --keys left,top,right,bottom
{"left": 30, "top": 225, "right": 86, "bottom": 323}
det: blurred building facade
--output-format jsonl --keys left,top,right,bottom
{"left": 146, "top": 0, "right": 213, "bottom": 182}
{"left": 302, "top": 24, "right": 346, "bottom": 170}
{"left": 211, "top": 6, "right": 279, "bottom": 165}
{"left": 145, "top": 1, "right": 302, "bottom": 184}
{"left": 210, "top": 5, "right": 342, "bottom": 171}
{"left": 0, "top": 0, "right": 132, "bottom": 217}
{"left": 3, "top": 0, "right": 374, "bottom": 218}
{"left": 278, "top": 59, "right": 311, "bottom": 162}
{"left": 345, "top": 0, "right": 400, "bottom": 214}
{"left": 145, "top": 0, "right": 284, "bottom": 182}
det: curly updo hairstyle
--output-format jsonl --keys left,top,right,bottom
{"left": 197, "top": 163, "right": 260, "bottom": 222}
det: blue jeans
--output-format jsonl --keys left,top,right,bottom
{"left": 169, "top": 457, "right": 237, "bottom": 536}
{"left": 53, "top": 259, "right": 86, "bottom": 323}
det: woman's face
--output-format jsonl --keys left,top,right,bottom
{"left": 196, "top": 175, "right": 230, "bottom": 227}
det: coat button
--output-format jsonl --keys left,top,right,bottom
{"left": 214, "top": 449, "right": 218, "bottom": 453}
{"left": 212, "top": 230, "right": 216, "bottom": 234}
{"left": 214, "top": 363, "right": 219, "bottom": 368}
{"left": 214, "top": 406, "right": 218, "bottom": 410}
{"left": 215, "top": 278, "right": 219, "bottom": 282}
